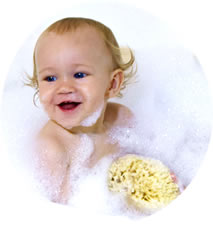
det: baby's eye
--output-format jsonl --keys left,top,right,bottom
{"left": 74, "top": 72, "right": 87, "bottom": 79}
{"left": 44, "top": 76, "right": 57, "bottom": 82}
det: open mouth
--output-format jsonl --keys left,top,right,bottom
{"left": 58, "top": 101, "right": 82, "bottom": 111}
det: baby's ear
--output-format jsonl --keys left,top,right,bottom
{"left": 107, "top": 69, "right": 124, "bottom": 98}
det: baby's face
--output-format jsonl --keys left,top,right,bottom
{"left": 35, "top": 26, "right": 114, "bottom": 129}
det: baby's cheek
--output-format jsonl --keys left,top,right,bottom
{"left": 84, "top": 87, "right": 102, "bottom": 102}
{"left": 39, "top": 88, "right": 54, "bottom": 104}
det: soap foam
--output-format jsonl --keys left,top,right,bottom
{"left": 80, "top": 102, "right": 104, "bottom": 127}
{"left": 67, "top": 150, "right": 148, "bottom": 218}
{"left": 1, "top": 47, "right": 212, "bottom": 218}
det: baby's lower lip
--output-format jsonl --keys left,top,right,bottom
{"left": 58, "top": 102, "right": 82, "bottom": 112}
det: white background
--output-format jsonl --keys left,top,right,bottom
{"left": 0, "top": 0, "right": 213, "bottom": 225}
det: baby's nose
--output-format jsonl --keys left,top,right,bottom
{"left": 57, "top": 80, "right": 76, "bottom": 94}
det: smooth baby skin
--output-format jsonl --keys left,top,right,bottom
{"left": 34, "top": 26, "right": 134, "bottom": 203}
{"left": 36, "top": 102, "right": 133, "bottom": 203}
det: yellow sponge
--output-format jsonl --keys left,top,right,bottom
{"left": 108, "top": 154, "right": 180, "bottom": 212}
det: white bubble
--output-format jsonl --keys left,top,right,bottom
{"left": 80, "top": 102, "right": 104, "bottom": 127}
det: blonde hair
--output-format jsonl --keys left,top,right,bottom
{"left": 25, "top": 17, "right": 136, "bottom": 103}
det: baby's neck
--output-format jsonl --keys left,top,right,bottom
{"left": 69, "top": 123, "right": 107, "bottom": 135}
{"left": 51, "top": 113, "right": 107, "bottom": 136}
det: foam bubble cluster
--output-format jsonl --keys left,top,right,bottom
{"left": 1, "top": 43, "right": 212, "bottom": 219}
{"left": 80, "top": 103, "right": 104, "bottom": 127}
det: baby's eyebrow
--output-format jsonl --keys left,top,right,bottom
{"left": 38, "top": 64, "right": 94, "bottom": 75}
{"left": 38, "top": 67, "right": 56, "bottom": 74}
{"left": 72, "top": 63, "right": 94, "bottom": 71}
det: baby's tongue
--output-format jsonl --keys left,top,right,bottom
{"left": 60, "top": 102, "right": 78, "bottom": 110}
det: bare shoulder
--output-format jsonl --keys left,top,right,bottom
{"left": 36, "top": 121, "right": 68, "bottom": 167}
{"left": 37, "top": 121, "right": 62, "bottom": 151}
{"left": 104, "top": 102, "right": 135, "bottom": 127}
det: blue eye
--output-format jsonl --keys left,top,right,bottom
{"left": 74, "top": 72, "right": 87, "bottom": 79}
{"left": 45, "top": 76, "right": 57, "bottom": 82}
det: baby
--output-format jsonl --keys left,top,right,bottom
{"left": 26, "top": 17, "right": 136, "bottom": 204}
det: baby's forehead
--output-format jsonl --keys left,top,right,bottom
{"left": 35, "top": 24, "right": 114, "bottom": 69}
{"left": 37, "top": 25, "right": 111, "bottom": 57}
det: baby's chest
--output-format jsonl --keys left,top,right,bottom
{"left": 84, "top": 136, "right": 120, "bottom": 168}
{"left": 62, "top": 132, "right": 120, "bottom": 169}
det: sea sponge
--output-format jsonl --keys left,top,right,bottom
{"left": 108, "top": 154, "right": 180, "bottom": 212}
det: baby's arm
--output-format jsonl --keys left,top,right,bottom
{"left": 36, "top": 135, "right": 71, "bottom": 204}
